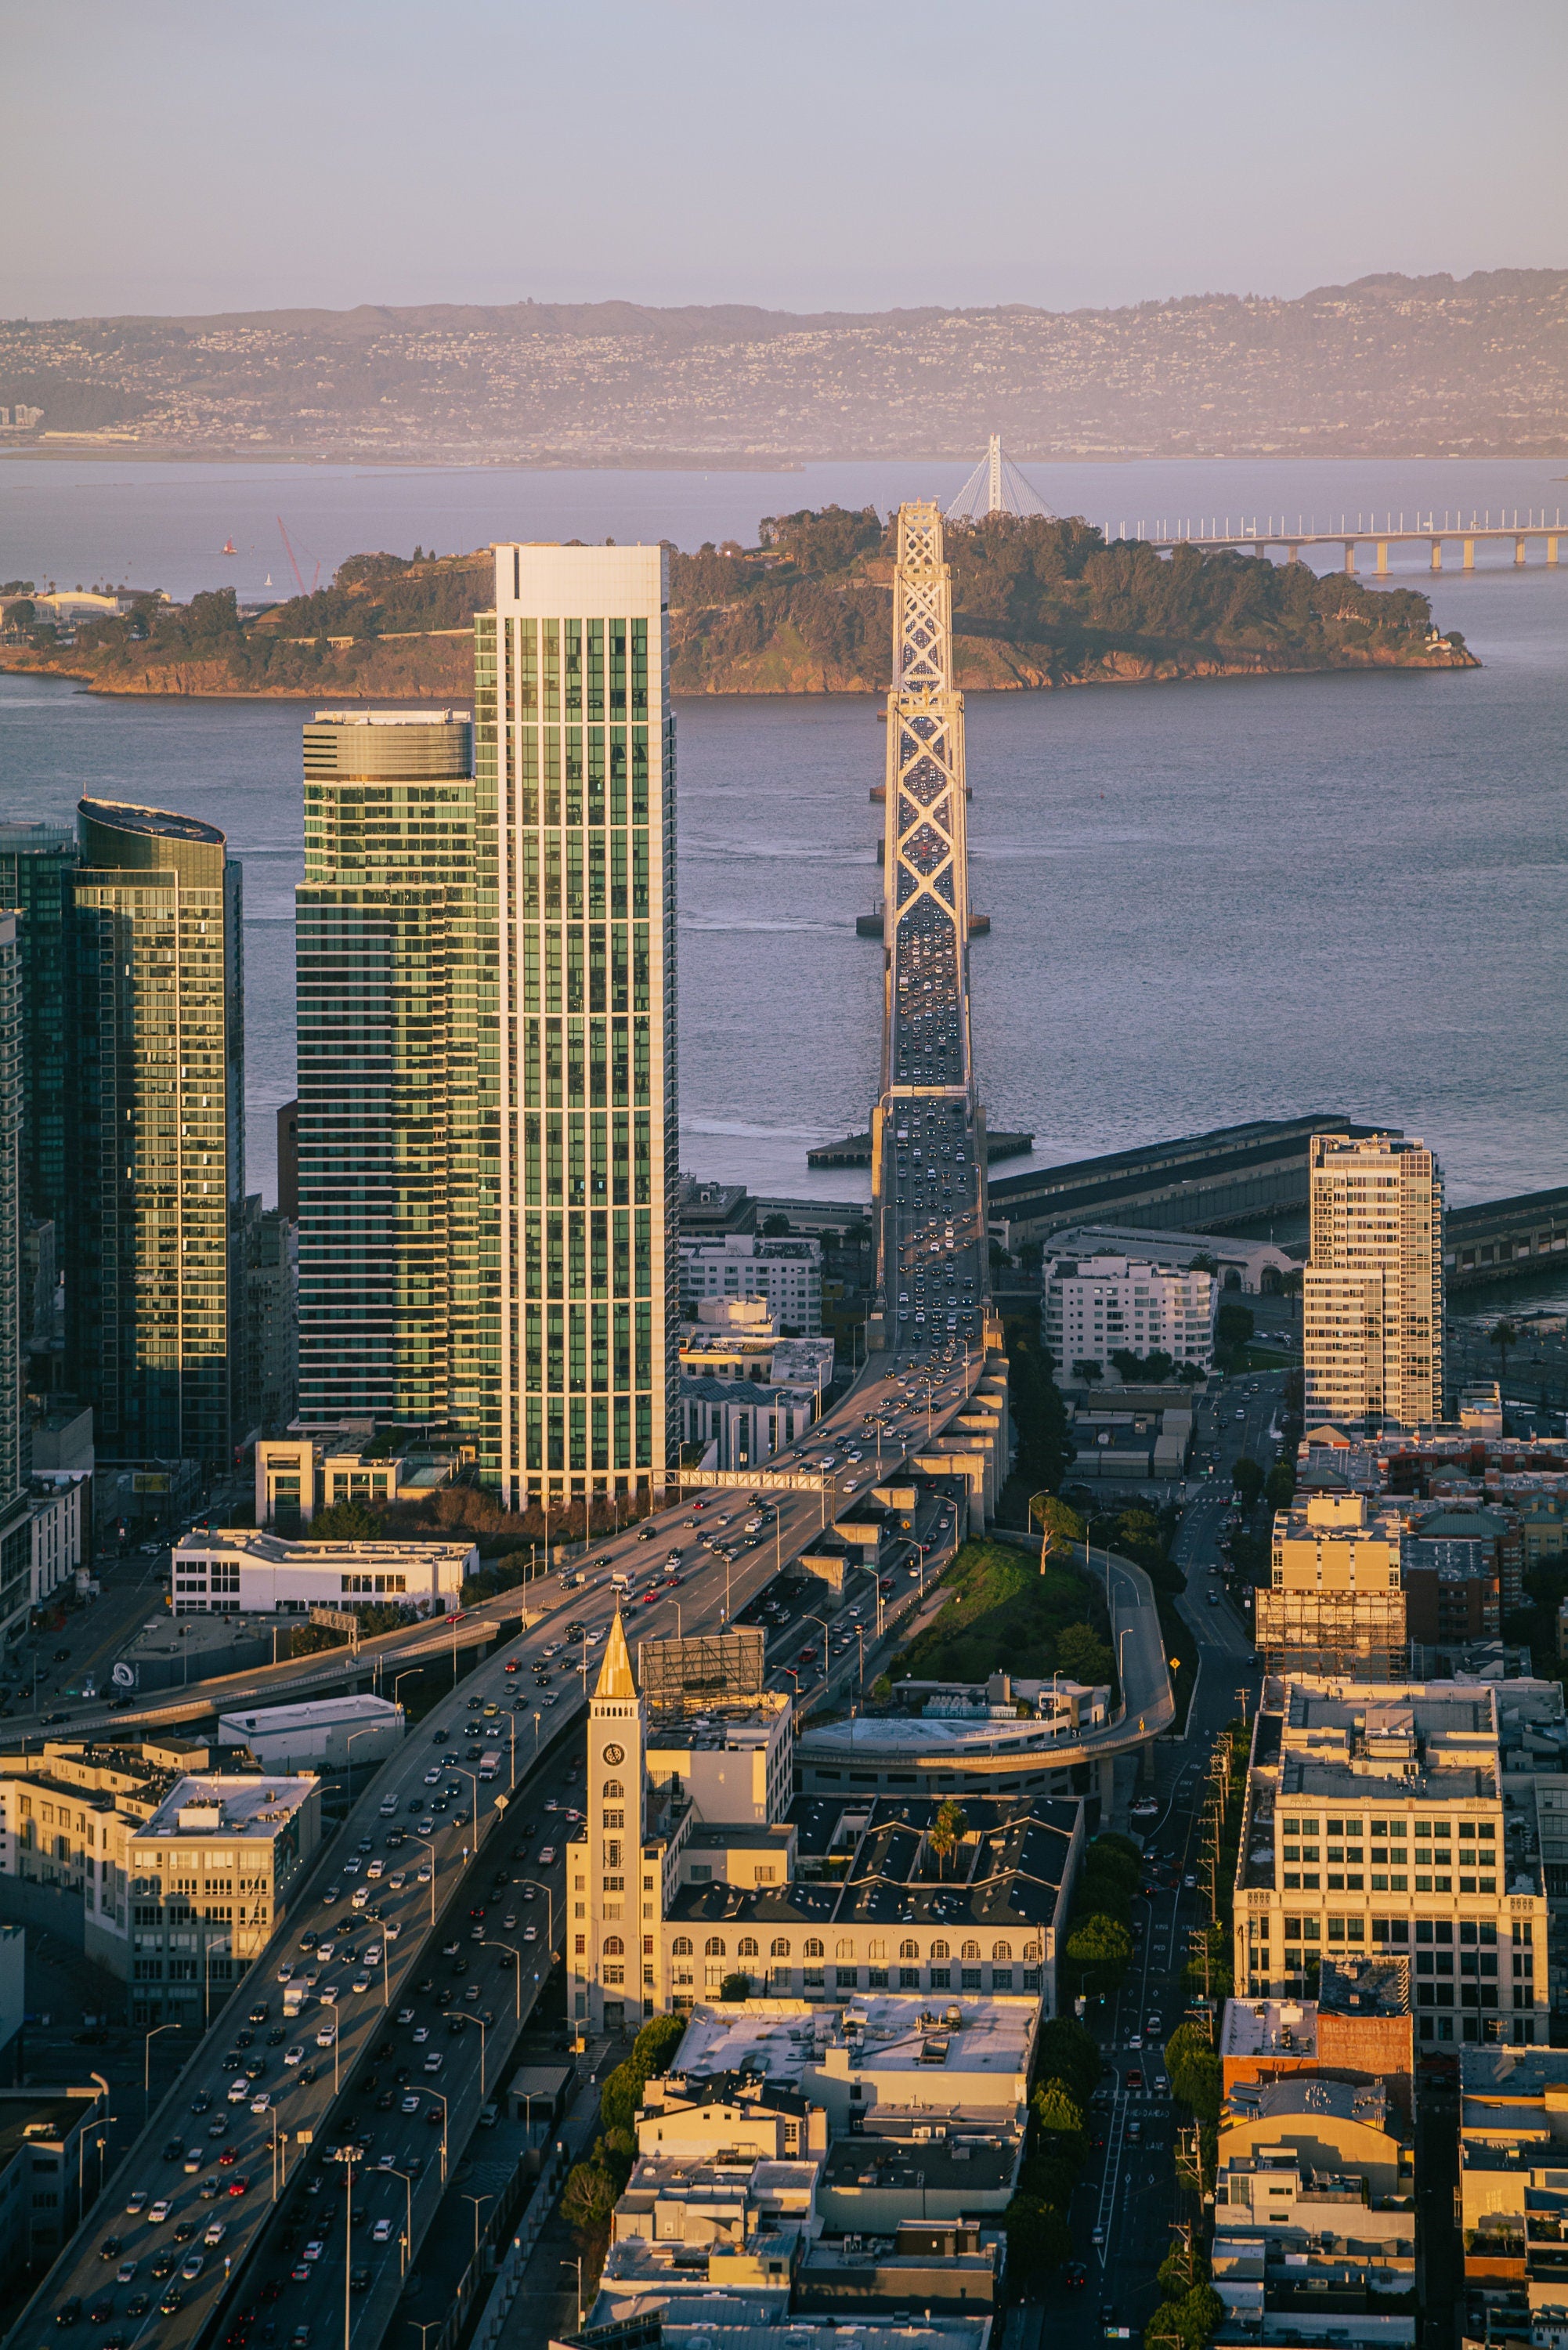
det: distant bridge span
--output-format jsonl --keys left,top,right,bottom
{"left": 1107, "top": 508, "right": 1565, "bottom": 575}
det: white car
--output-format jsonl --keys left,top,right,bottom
{"left": 341, "top": 1856, "right": 361, "bottom": 1875}
{"left": 316, "top": 2023, "right": 336, "bottom": 2047}
{"left": 363, "top": 1945, "right": 381, "bottom": 1966}
{"left": 203, "top": 2220, "right": 226, "bottom": 2248}
{"left": 366, "top": 1860, "right": 384, "bottom": 1879}
{"left": 276, "top": 1961, "right": 294, "bottom": 1983}
{"left": 251, "top": 2091, "right": 272, "bottom": 2113}
{"left": 150, "top": 2200, "right": 172, "bottom": 2225}
{"left": 227, "top": 2078, "right": 249, "bottom": 2104}
{"left": 412, "top": 2026, "right": 430, "bottom": 2044}
{"left": 539, "top": 1844, "right": 555, "bottom": 1863}
{"left": 385, "top": 1921, "right": 402, "bottom": 1940}
{"left": 351, "top": 1975, "right": 370, "bottom": 1994}
{"left": 377, "top": 2153, "right": 396, "bottom": 2172}
{"left": 523, "top": 1922, "right": 538, "bottom": 1943}
{"left": 396, "top": 2008, "right": 416, "bottom": 2026}
{"left": 351, "top": 1888, "right": 370, "bottom": 1910}
{"left": 372, "top": 2218, "right": 393, "bottom": 2243}
{"left": 284, "top": 2044, "right": 305, "bottom": 2066}
{"left": 400, "top": 2094, "right": 421, "bottom": 2115}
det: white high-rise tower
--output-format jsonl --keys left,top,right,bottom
{"left": 1303, "top": 1131, "right": 1443, "bottom": 1431}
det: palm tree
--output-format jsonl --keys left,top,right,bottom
{"left": 930, "top": 1797, "right": 966, "bottom": 1879}
{"left": 1491, "top": 1318, "right": 1519, "bottom": 1396}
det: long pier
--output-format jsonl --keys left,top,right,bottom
{"left": 1105, "top": 508, "right": 1566, "bottom": 575}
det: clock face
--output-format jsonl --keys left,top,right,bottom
{"left": 602, "top": 1743, "right": 625, "bottom": 1766}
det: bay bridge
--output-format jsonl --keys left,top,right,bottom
{"left": 1105, "top": 508, "right": 1567, "bottom": 575}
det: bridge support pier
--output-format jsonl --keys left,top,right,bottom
{"left": 1429, "top": 539, "right": 1442, "bottom": 571}
{"left": 1375, "top": 540, "right": 1389, "bottom": 575}
{"left": 1516, "top": 536, "right": 1527, "bottom": 566}
{"left": 1550, "top": 537, "right": 1560, "bottom": 567}
{"left": 1343, "top": 540, "right": 1357, "bottom": 574}
{"left": 1463, "top": 537, "right": 1476, "bottom": 570}
{"left": 1285, "top": 544, "right": 1300, "bottom": 564}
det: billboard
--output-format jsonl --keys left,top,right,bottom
{"left": 638, "top": 1631, "right": 767, "bottom": 1712}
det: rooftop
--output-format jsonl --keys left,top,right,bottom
{"left": 1224, "top": 2077, "right": 1394, "bottom": 2135}
{"left": 0, "top": 2095, "right": 100, "bottom": 2164}
{"left": 1223, "top": 2000, "right": 1321, "bottom": 2060}
{"left": 670, "top": 1995, "right": 1038, "bottom": 2089}
{"left": 135, "top": 1772, "right": 317, "bottom": 1842}
{"left": 175, "top": 1529, "right": 475, "bottom": 1569}
{"left": 821, "top": 2131, "right": 1018, "bottom": 2194}
{"left": 78, "top": 797, "right": 225, "bottom": 847}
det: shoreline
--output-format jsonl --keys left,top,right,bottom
{"left": 3, "top": 443, "right": 1565, "bottom": 469}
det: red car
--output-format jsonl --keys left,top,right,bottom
{"left": 504, "top": 1661, "right": 520, "bottom": 1675}
{"left": 640, "top": 1589, "right": 658, "bottom": 1605}
{"left": 1125, "top": 2069, "right": 1143, "bottom": 2091}
{"left": 226, "top": 2176, "right": 251, "bottom": 2197}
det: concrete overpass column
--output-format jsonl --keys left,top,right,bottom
{"left": 1343, "top": 541, "right": 1357, "bottom": 574}
{"left": 1429, "top": 539, "right": 1443, "bottom": 572}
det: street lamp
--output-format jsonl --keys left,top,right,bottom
{"left": 388, "top": 2167, "right": 416, "bottom": 2275}
{"left": 561, "top": 2258, "right": 584, "bottom": 2331}
{"left": 345, "top": 1725, "right": 379, "bottom": 1809}
{"left": 471, "top": 2012, "right": 489, "bottom": 2097}
{"left": 480, "top": 1940, "right": 522, "bottom": 2022}
{"left": 462, "top": 2192, "right": 493, "bottom": 2265}
{"left": 515, "top": 1878, "right": 555, "bottom": 1961}
{"left": 426, "top": 2089, "right": 449, "bottom": 2184}
{"left": 143, "top": 2022, "right": 176, "bottom": 2124}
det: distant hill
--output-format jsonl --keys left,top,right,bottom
{"left": 2, "top": 508, "right": 1477, "bottom": 700}
{"left": 1, "top": 269, "right": 1564, "bottom": 459}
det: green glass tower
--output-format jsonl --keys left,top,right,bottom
{"left": 0, "top": 910, "right": 35, "bottom": 1641}
{"left": 66, "top": 801, "right": 244, "bottom": 1472}
{"left": 295, "top": 710, "right": 474, "bottom": 1428}
{"left": 0, "top": 819, "right": 78, "bottom": 1230}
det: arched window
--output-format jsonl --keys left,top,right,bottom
{"left": 803, "top": 1937, "right": 824, "bottom": 1959}
{"left": 603, "top": 1936, "right": 624, "bottom": 1956}
{"left": 992, "top": 1940, "right": 1012, "bottom": 1961}
{"left": 836, "top": 1937, "right": 855, "bottom": 1961}
{"left": 867, "top": 1939, "right": 886, "bottom": 1963}
{"left": 961, "top": 1940, "right": 980, "bottom": 1961}
{"left": 672, "top": 1937, "right": 693, "bottom": 1956}
{"left": 899, "top": 1939, "right": 918, "bottom": 1960}
{"left": 603, "top": 1779, "right": 623, "bottom": 1798}
{"left": 704, "top": 1936, "right": 726, "bottom": 1958}
{"left": 771, "top": 1937, "right": 791, "bottom": 1958}
{"left": 737, "top": 1936, "right": 759, "bottom": 1958}
{"left": 1023, "top": 1941, "right": 1042, "bottom": 1962}
{"left": 930, "top": 1940, "right": 949, "bottom": 1961}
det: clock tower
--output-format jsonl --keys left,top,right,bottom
{"left": 571, "top": 1611, "right": 645, "bottom": 2034}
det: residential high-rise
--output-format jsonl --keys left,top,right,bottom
{"left": 476, "top": 546, "right": 678, "bottom": 1507}
{"left": 0, "top": 821, "right": 77, "bottom": 1233}
{"left": 295, "top": 710, "right": 473, "bottom": 1430}
{"left": 1302, "top": 1132, "right": 1443, "bottom": 1432}
{"left": 0, "top": 914, "right": 35, "bottom": 1643}
{"left": 65, "top": 801, "right": 244, "bottom": 1473}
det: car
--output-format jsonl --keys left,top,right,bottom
{"left": 1183, "top": 1872, "right": 1197, "bottom": 1888}
{"left": 204, "top": 2222, "right": 227, "bottom": 2248}
{"left": 88, "top": 2305, "right": 114, "bottom": 2329}
{"left": 316, "top": 2024, "right": 336, "bottom": 2047}
{"left": 227, "top": 2176, "right": 251, "bottom": 2197}
{"left": 149, "top": 2200, "right": 172, "bottom": 2225}
{"left": 372, "top": 2218, "right": 393, "bottom": 2244}
{"left": 179, "top": 2254, "right": 204, "bottom": 2282}
{"left": 114, "top": 2261, "right": 138, "bottom": 2285}
{"left": 289, "top": 2268, "right": 310, "bottom": 2287}
{"left": 125, "top": 2191, "right": 149, "bottom": 2216}
{"left": 423, "top": 2052, "right": 443, "bottom": 2073}
{"left": 98, "top": 2238, "right": 123, "bottom": 2264}
{"left": 1147, "top": 2014, "right": 1163, "bottom": 2035}
{"left": 401, "top": 2095, "right": 421, "bottom": 2114}
{"left": 183, "top": 2149, "right": 204, "bottom": 2172}
{"left": 1128, "top": 2033, "right": 1143, "bottom": 2051}
{"left": 125, "top": 2298, "right": 150, "bottom": 2321}
{"left": 218, "top": 2147, "right": 239, "bottom": 2168}
{"left": 302, "top": 2242, "right": 324, "bottom": 2265}
{"left": 1126, "top": 2068, "right": 1144, "bottom": 2090}
{"left": 322, "top": 1885, "right": 340, "bottom": 1904}
{"left": 208, "top": 2117, "right": 230, "bottom": 2139}
{"left": 412, "top": 2023, "right": 430, "bottom": 2043}
{"left": 55, "top": 2298, "right": 83, "bottom": 2329}
{"left": 158, "top": 2292, "right": 184, "bottom": 2319}
{"left": 538, "top": 1844, "right": 555, "bottom": 1863}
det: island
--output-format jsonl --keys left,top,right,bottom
{"left": 0, "top": 507, "right": 1476, "bottom": 699}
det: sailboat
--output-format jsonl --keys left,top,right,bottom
{"left": 221, "top": 538, "right": 237, "bottom": 557}
{"left": 263, "top": 573, "right": 273, "bottom": 588}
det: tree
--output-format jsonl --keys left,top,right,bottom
{"left": 599, "top": 2013, "right": 687, "bottom": 2135}
{"left": 1144, "top": 2285, "right": 1224, "bottom": 2350}
{"left": 1032, "top": 2077, "right": 1085, "bottom": 2136}
{"left": 1030, "top": 1494, "right": 1083, "bottom": 1560}
{"left": 1216, "top": 1300, "right": 1254, "bottom": 1350}
{"left": 303, "top": 1495, "right": 381, "bottom": 1542}
{"left": 1263, "top": 1461, "right": 1296, "bottom": 1511}
{"left": 1230, "top": 1455, "right": 1265, "bottom": 1508}
{"left": 1158, "top": 2243, "right": 1210, "bottom": 2299}
{"left": 1003, "top": 2193, "right": 1071, "bottom": 2283}
{"left": 1057, "top": 1621, "right": 1113, "bottom": 1686}
{"left": 1073, "top": 1358, "right": 1104, "bottom": 1383}
{"left": 1491, "top": 1319, "right": 1519, "bottom": 1391}
{"left": 930, "top": 1797, "right": 967, "bottom": 1878}
{"left": 1032, "top": 2015, "right": 1102, "bottom": 2110}
{"left": 561, "top": 2157, "right": 620, "bottom": 2239}
{"left": 719, "top": 1972, "right": 753, "bottom": 2001}
{"left": 1164, "top": 2023, "right": 1221, "bottom": 2121}
{"left": 870, "top": 1672, "right": 893, "bottom": 1705}
{"left": 761, "top": 1213, "right": 791, "bottom": 1237}
{"left": 1064, "top": 1912, "right": 1133, "bottom": 1996}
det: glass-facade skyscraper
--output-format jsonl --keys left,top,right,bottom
{"left": 479, "top": 545, "right": 679, "bottom": 1507}
{"left": 294, "top": 548, "right": 678, "bottom": 1509}
{"left": 0, "top": 911, "right": 36, "bottom": 1641}
{"left": 0, "top": 820, "right": 78, "bottom": 1232}
{"left": 296, "top": 710, "right": 473, "bottom": 1430}
{"left": 66, "top": 801, "right": 244, "bottom": 1471}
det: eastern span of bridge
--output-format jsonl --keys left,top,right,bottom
{"left": 866, "top": 504, "right": 998, "bottom": 1361}
{"left": 1106, "top": 508, "right": 1566, "bottom": 576}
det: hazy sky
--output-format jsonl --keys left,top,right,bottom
{"left": 5, "top": 0, "right": 1564, "bottom": 319}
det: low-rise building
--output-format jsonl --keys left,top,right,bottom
{"left": 796, "top": 2221, "right": 1003, "bottom": 2317}
{"left": 0, "top": 2088, "right": 110, "bottom": 2289}
{"left": 29, "top": 1473, "right": 86, "bottom": 1605}
{"left": 796, "top": 1672, "right": 1111, "bottom": 1806}
{"left": 637, "top": 2066, "right": 826, "bottom": 2161}
{"left": 1220, "top": 1957, "right": 1415, "bottom": 2122}
{"left": 216, "top": 1693, "right": 404, "bottom": 1773}
{"left": 1455, "top": 2047, "right": 1568, "bottom": 2345}
{"left": 1042, "top": 1249, "right": 1217, "bottom": 1382}
{"left": 1214, "top": 2142, "right": 1416, "bottom": 2345}
{"left": 592, "top": 2146, "right": 813, "bottom": 2325}
{"left": 678, "top": 1296, "right": 835, "bottom": 1397}
{"left": 0, "top": 1737, "right": 320, "bottom": 2020}
{"left": 679, "top": 1233, "right": 823, "bottom": 1336}
{"left": 170, "top": 1528, "right": 475, "bottom": 1614}
{"left": 254, "top": 1427, "right": 457, "bottom": 1528}
{"left": 668, "top": 1993, "right": 1037, "bottom": 2130}
{"left": 681, "top": 1376, "right": 819, "bottom": 1473}
{"left": 1233, "top": 1679, "right": 1548, "bottom": 2049}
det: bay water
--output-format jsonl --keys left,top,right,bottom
{"left": 1, "top": 454, "right": 1563, "bottom": 1312}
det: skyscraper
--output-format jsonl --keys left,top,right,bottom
{"left": 295, "top": 710, "right": 473, "bottom": 1430}
{"left": 66, "top": 801, "right": 244, "bottom": 1472}
{"left": 0, "top": 912, "right": 36, "bottom": 1642}
{"left": 1303, "top": 1131, "right": 1443, "bottom": 1432}
{"left": 475, "top": 546, "right": 677, "bottom": 1507}
{"left": 0, "top": 819, "right": 78, "bottom": 1231}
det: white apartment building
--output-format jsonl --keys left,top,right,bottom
{"left": 1234, "top": 1679, "right": 1548, "bottom": 2050}
{"left": 1303, "top": 1132, "right": 1443, "bottom": 1432}
{"left": 1042, "top": 1250, "right": 1217, "bottom": 1380}
{"left": 679, "top": 1235, "right": 823, "bottom": 1336}
{"left": 679, "top": 1376, "right": 818, "bottom": 1472}
{"left": 30, "top": 1474, "right": 86, "bottom": 1605}
{"left": 171, "top": 1528, "right": 475, "bottom": 1614}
